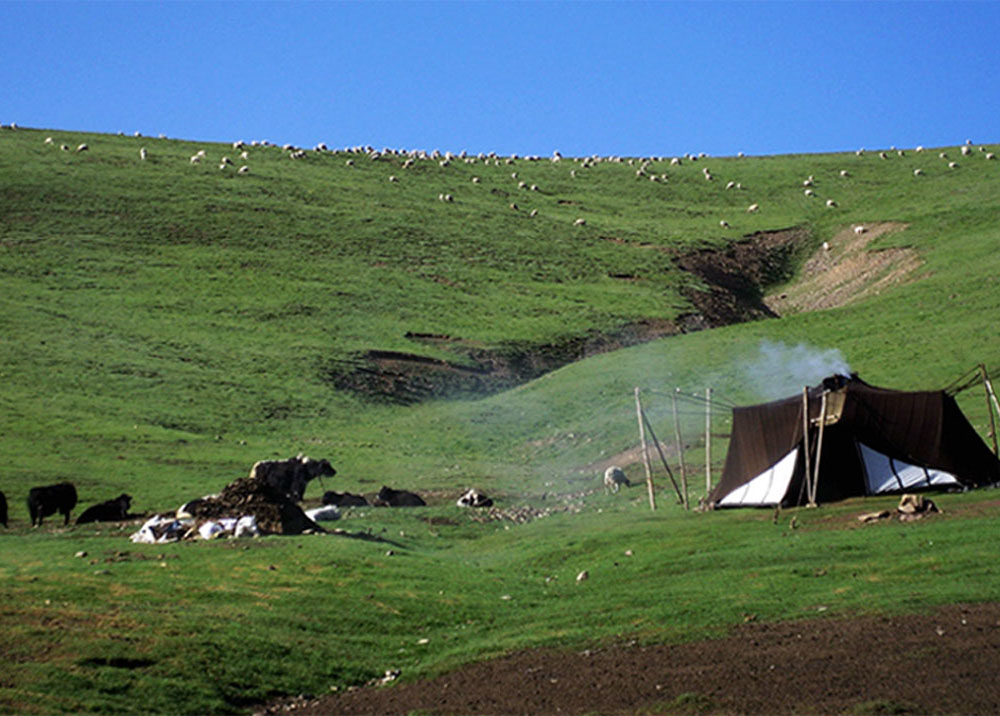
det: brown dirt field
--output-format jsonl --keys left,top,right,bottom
{"left": 265, "top": 602, "right": 1000, "bottom": 716}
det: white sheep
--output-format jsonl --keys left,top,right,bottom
{"left": 913, "top": 168, "right": 924, "bottom": 176}
{"left": 826, "top": 199, "right": 837, "bottom": 208}
{"left": 961, "top": 146, "right": 972, "bottom": 156}
{"left": 76, "top": 143, "right": 89, "bottom": 152}
{"left": 840, "top": 170, "right": 850, "bottom": 177}
{"left": 238, "top": 165, "right": 250, "bottom": 174}
{"left": 44, "top": 136, "right": 54, "bottom": 145}
{"left": 345, "top": 159, "right": 354, "bottom": 167}
{"left": 573, "top": 218, "right": 586, "bottom": 226}
{"left": 529, "top": 209, "right": 538, "bottom": 217}
{"left": 822, "top": 241, "right": 831, "bottom": 251}
{"left": 139, "top": 147, "right": 147, "bottom": 160}
{"left": 948, "top": 161, "right": 958, "bottom": 169}
{"left": 747, "top": 203, "right": 760, "bottom": 213}
{"left": 509, "top": 203, "right": 519, "bottom": 211}
{"left": 853, "top": 225, "right": 866, "bottom": 235}
{"left": 986, "top": 153, "right": 996, "bottom": 160}
{"left": 530, "top": 184, "right": 539, "bottom": 191}
{"left": 388, "top": 175, "right": 398, "bottom": 182}
{"left": 603, "top": 466, "right": 631, "bottom": 494}
{"left": 190, "top": 155, "right": 202, "bottom": 164}
{"left": 804, "top": 189, "right": 815, "bottom": 197}
{"left": 471, "top": 176, "right": 480, "bottom": 183}
{"left": 719, "top": 220, "right": 730, "bottom": 228}
{"left": 60, "top": 144, "right": 69, "bottom": 151}
{"left": 518, "top": 180, "right": 527, "bottom": 189}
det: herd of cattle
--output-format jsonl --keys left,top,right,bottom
{"left": 0, "top": 454, "right": 515, "bottom": 532}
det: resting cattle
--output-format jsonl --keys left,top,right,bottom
{"left": 375, "top": 486, "right": 426, "bottom": 507}
{"left": 322, "top": 490, "right": 368, "bottom": 507}
{"left": 0, "top": 489, "right": 7, "bottom": 527}
{"left": 76, "top": 494, "right": 132, "bottom": 524}
{"left": 603, "top": 466, "right": 631, "bottom": 494}
{"left": 456, "top": 488, "right": 493, "bottom": 508}
{"left": 27, "top": 482, "right": 78, "bottom": 526}
{"left": 248, "top": 454, "right": 335, "bottom": 502}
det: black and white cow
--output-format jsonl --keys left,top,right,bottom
{"left": 27, "top": 482, "right": 78, "bottom": 526}
{"left": 322, "top": 490, "right": 368, "bottom": 507}
{"left": 456, "top": 488, "right": 493, "bottom": 508}
{"left": 76, "top": 494, "right": 132, "bottom": 524}
{"left": 375, "top": 486, "right": 426, "bottom": 507}
{"left": 249, "top": 454, "right": 336, "bottom": 502}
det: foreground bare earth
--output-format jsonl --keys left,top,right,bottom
{"left": 263, "top": 602, "right": 1000, "bottom": 715}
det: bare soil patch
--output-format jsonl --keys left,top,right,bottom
{"left": 765, "top": 222, "right": 920, "bottom": 314}
{"left": 267, "top": 602, "right": 1000, "bottom": 716}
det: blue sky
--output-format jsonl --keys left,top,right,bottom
{"left": 3, "top": 1, "right": 998, "bottom": 157}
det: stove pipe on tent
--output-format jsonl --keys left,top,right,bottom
{"left": 708, "top": 374, "right": 1000, "bottom": 508}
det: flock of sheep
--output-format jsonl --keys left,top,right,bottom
{"left": 10, "top": 122, "right": 996, "bottom": 231}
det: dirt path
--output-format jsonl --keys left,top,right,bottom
{"left": 262, "top": 602, "right": 1000, "bottom": 715}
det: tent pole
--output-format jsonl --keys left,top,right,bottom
{"left": 672, "top": 389, "right": 689, "bottom": 510}
{"left": 799, "top": 387, "right": 812, "bottom": 507}
{"left": 634, "top": 388, "right": 657, "bottom": 511}
{"left": 642, "top": 410, "right": 683, "bottom": 504}
{"left": 810, "top": 391, "right": 828, "bottom": 507}
{"left": 980, "top": 364, "right": 999, "bottom": 455}
{"left": 705, "top": 387, "right": 712, "bottom": 496}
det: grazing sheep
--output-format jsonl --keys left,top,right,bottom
{"left": 60, "top": 144, "right": 69, "bottom": 151}
{"left": 190, "top": 155, "right": 202, "bottom": 164}
{"left": 822, "top": 241, "right": 831, "bottom": 251}
{"left": 939, "top": 152, "right": 948, "bottom": 159}
{"left": 747, "top": 203, "right": 760, "bottom": 213}
{"left": 603, "top": 466, "right": 631, "bottom": 494}
{"left": 948, "top": 162, "right": 958, "bottom": 169}
{"left": 986, "top": 153, "right": 996, "bottom": 160}
{"left": 139, "top": 147, "right": 147, "bottom": 160}
{"left": 854, "top": 225, "right": 866, "bottom": 235}
{"left": 826, "top": 199, "right": 837, "bottom": 208}
{"left": 240, "top": 150, "right": 249, "bottom": 160}
{"left": 238, "top": 165, "right": 250, "bottom": 174}
{"left": 670, "top": 157, "right": 682, "bottom": 166}
{"left": 220, "top": 156, "right": 233, "bottom": 165}
{"left": 388, "top": 175, "right": 398, "bottom": 182}
{"left": 518, "top": 180, "right": 527, "bottom": 189}
{"left": 345, "top": 159, "right": 354, "bottom": 166}
{"left": 915, "top": 145, "right": 925, "bottom": 152}
{"left": 719, "top": 220, "right": 730, "bottom": 228}
{"left": 443, "top": 193, "right": 454, "bottom": 202}
{"left": 471, "top": 176, "right": 480, "bottom": 183}
{"left": 804, "top": 189, "right": 815, "bottom": 197}
{"left": 913, "top": 168, "right": 924, "bottom": 176}
{"left": 879, "top": 151, "right": 888, "bottom": 159}
{"left": 511, "top": 172, "right": 518, "bottom": 179}
{"left": 573, "top": 218, "right": 586, "bottom": 226}
{"left": 76, "top": 143, "right": 88, "bottom": 152}
{"left": 233, "top": 141, "right": 245, "bottom": 150}
{"left": 529, "top": 209, "right": 538, "bottom": 217}
{"left": 44, "top": 136, "right": 53, "bottom": 145}
{"left": 530, "top": 184, "right": 539, "bottom": 191}
{"left": 840, "top": 170, "right": 850, "bottom": 177}
{"left": 961, "top": 145, "right": 972, "bottom": 156}
{"left": 509, "top": 203, "right": 519, "bottom": 210}
{"left": 803, "top": 178, "right": 813, "bottom": 187}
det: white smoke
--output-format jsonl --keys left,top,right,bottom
{"left": 743, "top": 340, "right": 851, "bottom": 401}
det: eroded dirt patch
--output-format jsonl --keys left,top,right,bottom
{"left": 765, "top": 222, "right": 920, "bottom": 314}
{"left": 268, "top": 602, "right": 1000, "bottom": 716}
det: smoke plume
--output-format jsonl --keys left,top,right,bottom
{"left": 743, "top": 340, "right": 851, "bottom": 401}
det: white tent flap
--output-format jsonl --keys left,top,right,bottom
{"left": 719, "top": 447, "right": 799, "bottom": 506}
{"left": 858, "top": 442, "right": 961, "bottom": 493}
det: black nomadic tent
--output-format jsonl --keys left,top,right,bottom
{"left": 708, "top": 374, "right": 1000, "bottom": 507}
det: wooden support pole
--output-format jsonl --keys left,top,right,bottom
{"left": 810, "top": 391, "right": 828, "bottom": 507}
{"left": 672, "top": 389, "right": 689, "bottom": 510}
{"left": 641, "top": 410, "right": 684, "bottom": 503}
{"left": 799, "top": 387, "right": 812, "bottom": 508}
{"left": 980, "top": 364, "right": 999, "bottom": 455}
{"left": 635, "top": 387, "right": 657, "bottom": 511}
{"left": 705, "top": 387, "right": 713, "bottom": 496}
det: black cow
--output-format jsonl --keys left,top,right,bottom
{"left": 322, "top": 490, "right": 369, "bottom": 507}
{"left": 0, "top": 489, "right": 7, "bottom": 527}
{"left": 27, "top": 482, "right": 78, "bottom": 527}
{"left": 76, "top": 494, "right": 132, "bottom": 524}
{"left": 375, "top": 486, "right": 426, "bottom": 507}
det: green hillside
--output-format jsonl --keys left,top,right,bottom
{"left": 2, "top": 127, "right": 999, "bottom": 713}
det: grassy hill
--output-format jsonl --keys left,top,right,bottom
{"left": 2, "top": 127, "right": 999, "bottom": 713}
